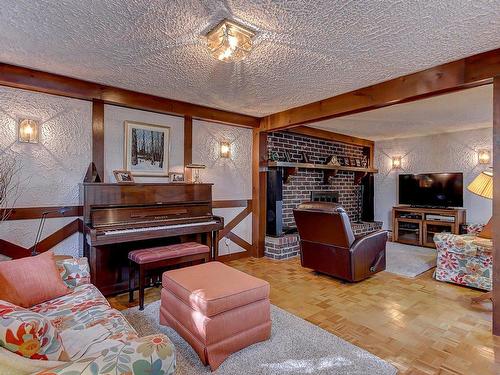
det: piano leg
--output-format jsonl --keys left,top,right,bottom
{"left": 139, "top": 265, "right": 145, "bottom": 310}
{"left": 211, "top": 231, "right": 219, "bottom": 261}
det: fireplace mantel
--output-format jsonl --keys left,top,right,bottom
{"left": 267, "top": 161, "right": 378, "bottom": 184}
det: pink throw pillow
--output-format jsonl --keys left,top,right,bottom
{"left": 0, "top": 251, "right": 70, "bottom": 308}
{"left": 0, "top": 300, "right": 68, "bottom": 361}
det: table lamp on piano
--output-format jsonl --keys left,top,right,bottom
{"left": 186, "top": 164, "right": 206, "bottom": 183}
{"left": 32, "top": 207, "right": 71, "bottom": 256}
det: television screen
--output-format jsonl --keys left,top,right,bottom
{"left": 398, "top": 173, "right": 463, "bottom": 207}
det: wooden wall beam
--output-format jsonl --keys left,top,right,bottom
{"left": 0, "top": 205, "right": 82, "bottom": 220}
{"left": 0, "top": 63, "right": 259, "bottom": 128}
{"left": 493, "top": 76, "right": 500, "bottom": 336}
{"left": 213, "top": 200, "right": 250, "bottom": 209}
{"left": 184, "top": 116, "right": 193, "bottom": 182}
{"left": 92, "top": 99, "right": 105, "bottom": 180}
{"left": 262, "top": 48, "right": 500, "bottom": 131}
{"left": 252, "top": 126, "right": 267, "bottom": 257}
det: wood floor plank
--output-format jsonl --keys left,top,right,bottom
{"left": 108, "top": 257, "right": 500, "bottom": 375}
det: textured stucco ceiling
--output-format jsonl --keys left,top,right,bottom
{"left": 309, "top": 85, "right": 493, "bottom": 141}
{"left": 1, "top": 1, "right": 500, "bottom": 117}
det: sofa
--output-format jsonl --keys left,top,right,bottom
{"left": 433, "top": 224, "right": 492, "bottom": 291}
{"left": 0, "top": 257, "right": 176, "bottom": 375}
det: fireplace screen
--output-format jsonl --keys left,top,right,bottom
{"left": 310, "top": 191, "right": 339, "bottom": 203}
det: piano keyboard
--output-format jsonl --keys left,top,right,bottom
{"left": 102, "top": 220, "right": 218, "bottom": 236}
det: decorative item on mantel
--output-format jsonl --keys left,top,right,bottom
{"left": 186, "top": 164, "right": 206, "bottom": 183}
{"left": 326, "top": 155, "right": 341, "bottom": 167}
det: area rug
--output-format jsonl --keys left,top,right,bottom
{"left": 385, "top": 241, "right": 437, "bottom": 277}
{"left": 123, "top": 301, "right": 397, "bottom": 375}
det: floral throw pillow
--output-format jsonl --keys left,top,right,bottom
{"left": 56, "top": 257, "right": 91, "bottom": 288}
{"left": 0, "top": 300, "right": 67, "bottom": 361}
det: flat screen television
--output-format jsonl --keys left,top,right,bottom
{"left": 398, "top": 173, "right": 463, "bottom": 208}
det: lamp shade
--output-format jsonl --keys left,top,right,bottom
{"left": 467, "top": 170, "right": 493, "bottom": 199}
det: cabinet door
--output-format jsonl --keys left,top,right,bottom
{"left": 423, "top": 221, "right": 454, "bottom": 248}
{"left": 395, "top": 219, "right": 422, "bottom": 246}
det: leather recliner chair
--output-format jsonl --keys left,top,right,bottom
{"left": 293, "top": 201, "right": 387, "bottom": 282}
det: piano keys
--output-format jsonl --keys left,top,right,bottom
{"left": 81, "top": 182, "right": 224, "bottom": 296}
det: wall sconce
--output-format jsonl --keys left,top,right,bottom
{"left": 220, "top": 141, "right": 231, "bottom": 158}
{"left": 392, "top": 156, "right": 402, "bottom": 169}
{"left": 478, "top": 149, "right": 491, "bottom": 165}
{"left": 18, "top": 119, "right": 39, "bottom": 143}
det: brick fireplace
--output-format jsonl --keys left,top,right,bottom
{"left": 264, "top": 131, "right": 381, "bottom": 259}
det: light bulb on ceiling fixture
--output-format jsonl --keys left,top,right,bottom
{"left": 206, "top": 19, "right": 255, "bottom": 62}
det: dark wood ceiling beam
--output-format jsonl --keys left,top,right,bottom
{"left": 285, "top": 126, "right": 374, "bottom": 147}
{"left": 262, "top": 48, "right": 500, "bottom": 131}
{"left": 0, "top": 63, "right": 259, "bottom": 128}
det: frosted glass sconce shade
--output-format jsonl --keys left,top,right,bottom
{"left": 18, "top": 119, "right": 39, "bottom": 143}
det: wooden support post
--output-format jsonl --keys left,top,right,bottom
{"left": 91, "top": 99, "right": 105, "bottom": 180}
{"left": 184, "top": 116, "right": 193, "bottom": 182}
{"left": 493, "top": 76, "right": 500, "bottom": 335}
{"left": 252, "top": 125, "right": 267, "bottom": 258}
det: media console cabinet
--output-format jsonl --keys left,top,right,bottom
{"left": 392, "top": 206, "right": 466, "bottom": 248}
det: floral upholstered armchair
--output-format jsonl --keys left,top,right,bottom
{"left": 433, "top": 224, "right": 492, "bottom": 291}
{"left": 0, "top": 257, "right": 176, "bottom": 375}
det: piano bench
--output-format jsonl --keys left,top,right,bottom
{"left": 128, "top": 242, "right": 210, "bottom": 310}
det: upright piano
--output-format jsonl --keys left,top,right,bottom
{"left": 81, "top": 183, "right": 224, "bottom": 296}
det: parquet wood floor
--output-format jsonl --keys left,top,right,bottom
{"left": 108, "top": 257, "right": 500, "bottom": 375}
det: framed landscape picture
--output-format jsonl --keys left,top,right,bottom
{"left": 124, "top": 121, "right": 170, "bottom": 176}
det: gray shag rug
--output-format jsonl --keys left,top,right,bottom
{"left": 385, "top": 241, "right": 437, "bottom": 278}
{"left": 123, "top": 301, "right": 397, "bottom": 375}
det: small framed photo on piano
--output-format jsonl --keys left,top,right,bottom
{"left": 113, "top": 169, "right": 135, "bottom": 183}
{"left": 169, "top": 172, "right": 185, "bottom": 182}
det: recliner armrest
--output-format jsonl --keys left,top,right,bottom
{"left": 350, "top": 230, "right": 388, "bottom": 253}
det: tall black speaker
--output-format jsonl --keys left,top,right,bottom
{"left": 361, "top": 173, "right": 374, "bottom": 222}
{"left": 266, "top": 169, "right": 283, "bottom": 236}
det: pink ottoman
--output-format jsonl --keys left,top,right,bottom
{"left": 160, "top": 261, "right": 271, "bottom": 370}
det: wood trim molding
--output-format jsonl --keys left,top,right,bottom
{"left": 225, "top": 232, "right": 252, "bottom": 253}
{"left": 0, "top": 206, "right": 83, "bottom": 220}
{"left": 493, "top": 76, "right": 500, "bottom": 336}
{"left": 285, "top": 126, "right": 374, "bottom": 147}
{"left": 92, "top": 99, "right": 105, "bottom": 179}
{"left": 261, "top": 48, "right": 500, "bottom": 131}
{"left": 212, "top": 200, "right": 250, "bottom": 209}
{"left": 219, "top": 202, "right": 253, "bottom": 238}
{"left": 252, "top": 128, "right": 267, "bottom": 258}
{"left": 0, "top": 240, "right": 30, "bottom": 259}
{"left": 217, "top": 251, "right": 250, "bottom": 263}
{"left": 30, "top": 219, "right": 82, "bottom": 254}
{"left": 0, "top": 63, "right": 259, "bottom": 128}
{"left": 184, "top": 116, "right": 193, "bottom": 182}
{"left": 0, "top": 218, "right": 83, "bottom": 259}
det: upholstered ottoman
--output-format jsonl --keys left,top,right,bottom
{"left": 160, "top": 261, "right": 271, "bottom": 370}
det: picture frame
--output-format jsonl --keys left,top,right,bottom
{"left": 355, "top": 158, "right": 362, "bottom": 167}
{"left": 113, "top": 169, "right": 135, "bottom": 183}
{"left": 361, "top": 155, "right": 368, "bottom": 168}
{"left": 169, "top": 172, "right": 185, "bottom": 182}
{"left": 343, "top": 157, "right": 351, "bottom": 166}
{"left": 124, "top": 121, "right": 170, "bottom": 177}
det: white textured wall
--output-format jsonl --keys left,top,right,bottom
{"left": 104, "top": 105, "right": 184, "bottom": 182}
{"left": 0, "top": 88, "right": 253, "bottom": 258}
{"left": 375, "top": 128, "right": 492, "bottom": 230}
{"left": 193, "top": 120, "right": 253, "bottom": 255}
{"left": 0, "top": 86, "right": 92, "bottom": 257}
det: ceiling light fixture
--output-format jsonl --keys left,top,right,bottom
{"left": 206, "top": 19, "right": 255, "bottom": 62}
